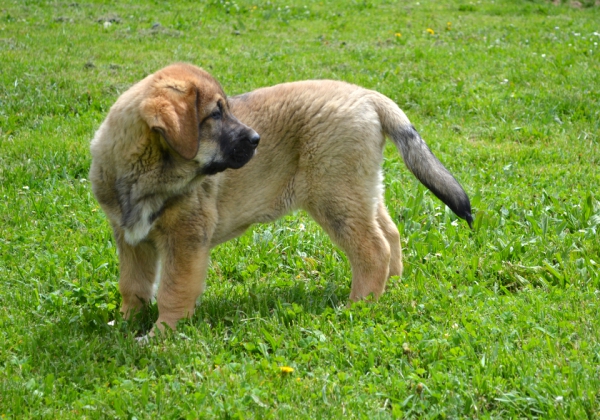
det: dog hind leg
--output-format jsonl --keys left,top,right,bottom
{"left": 376, "top": 199, "right": 403, "bottom": 278}
{"left": 306, "top": 200, "right": 392, "bottom": 301}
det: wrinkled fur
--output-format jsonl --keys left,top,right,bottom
{"left": 90, "top": 63, "right": 472, "bottom": 333}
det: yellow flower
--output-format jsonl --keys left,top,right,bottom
{"left": 427, "top": 28, "right": 435, "bottom": 35}
{"left": 280, "top": 366, "right": 294, "bottom": 374}
{"left": 446, "top": 22, "right": 452, "bottom": 31}
{"left": 395, "top": 32, "right": 402, "bottom": 38}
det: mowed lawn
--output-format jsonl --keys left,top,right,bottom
{"left": 1, "top": 0, "right": 599, "bottom": 418}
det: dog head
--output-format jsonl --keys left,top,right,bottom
{"left": 140, "top": 63, "right": 260, "bottom": 173}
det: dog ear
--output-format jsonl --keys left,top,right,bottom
{"left": 141, "top": 87, "right": 200, "bottom": 160}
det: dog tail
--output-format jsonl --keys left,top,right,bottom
{"left": 372, "top": 93, "right": 473, "bottom": 228}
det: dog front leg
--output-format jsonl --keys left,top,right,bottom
{"left": 153, "top": 239, "right": 209, "bottom": 333}
{"left": 114, "top": 227, "right": 159, "bottom": 320}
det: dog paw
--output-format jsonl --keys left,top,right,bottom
{"left": 136, "top": 334, "right": 151, "bottom": 345}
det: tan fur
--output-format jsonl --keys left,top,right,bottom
{"left": 90, "top": 63, "right": 471, "bottom": 334}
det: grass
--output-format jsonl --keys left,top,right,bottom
{"left": 1, "top": 0, "right": 599, "bottom": 417}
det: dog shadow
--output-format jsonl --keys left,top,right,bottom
{"left": 18, "top": 279, "right": 354, "bottom": 387}
{"left": 26, "top": 279, "right": 347, "bottom": 353}
{"left": 192, "top": 278, "right": 347, "bottom": 328}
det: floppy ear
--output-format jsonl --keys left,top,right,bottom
{"left": 140, "top": 87, "right": 200, "bottom": 160}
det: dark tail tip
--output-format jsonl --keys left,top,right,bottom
{"left": 465, "top": 212, "right": 474, "bottom": 229}
{"left": 452, "top": 195, "right": 473, "bottom": 229}
{"left": 424, "top": 180, "right": 473, "bottom": 229}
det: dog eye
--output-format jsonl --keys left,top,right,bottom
{"left": 210, "top": 109, "right": 222, "bottom": 120}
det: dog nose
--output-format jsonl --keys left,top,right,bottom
{"left": 248, "top": 132, "right": 260, "bottom": 146}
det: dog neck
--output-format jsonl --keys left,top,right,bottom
{"left": 92, "top": 124, "right": 206, "bottom": 246}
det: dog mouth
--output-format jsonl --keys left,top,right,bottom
{"left": 202, "top": 132, "right": 259, "bottom": 175}
{"left": 227, "top": 143, "right": 257, "bottom": 169}
{"left": 223, "top": 128, "right": 260, "bottom": 169}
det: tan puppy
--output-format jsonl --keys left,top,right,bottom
{"left": 90, "top": 63, "right": 472, "bottom": 334}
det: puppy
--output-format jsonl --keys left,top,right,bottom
{"left": 90, "top": 63, "right": 472, "bottom": 333}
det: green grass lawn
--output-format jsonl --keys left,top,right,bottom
{"left": 1, "top": 0, "right": 599, "bottom": 418}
